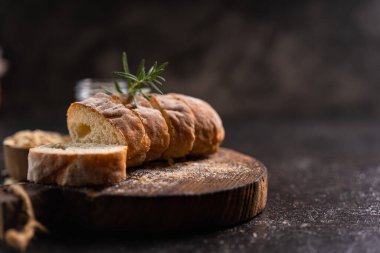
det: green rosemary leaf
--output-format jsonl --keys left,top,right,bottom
{"left": 147, "top": 62, "right": 157, "bottom": 76}
{"left": 122, "top": 52, "right": 129, "bottom": 73}
{"left": 157, "top": 62, "right": 168, "bottom": 71}
{"left": 112, "top": 52, "right": 168, "bottom": 106}
{"left": 157, "top": 76, "right": 166, "bottom": 82}
{"left": 153, "top": 79, "right": 163, "bottom": 86}
{"left": 114, "top": 80, "right": 123, "bottom": 94}
{"left": 113, "top": 72, "right": 139, "bottom": 82}
{"left": 149, "top": 81, "right": 164, "bottom": 94}
{"left": 141, "top": 92, "right": 151, "bottom": 101}
{"left": 102, "top": 86, "right": 116, "bottom": 95}
{"left": 122, "top": 52, "right": 130, "bottom": 85}
{"left": 137, "top": 59, "right": 146, "bottom": 79}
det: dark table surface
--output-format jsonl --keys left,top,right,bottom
{"left": 1, "top": 118, "right": 380, "bottom": 253}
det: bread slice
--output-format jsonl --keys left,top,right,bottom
{"left": 149, "top": 94, "right": 196, "bottom": 159}
{"left": 27, "top": 143, "right": 128, "bottom": 186}
{"left": 132, "top": 96, "right": 170, "bottom": 161}
{"left": 67, "top": 93, "right": 149, "bottom": 166}
{"left": 169, "top": 93, "right": 225, "bottom": 155}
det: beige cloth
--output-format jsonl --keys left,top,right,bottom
{"left": 2, "top": 179, "right": 47, "bottom": 251}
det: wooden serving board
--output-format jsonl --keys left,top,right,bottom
{"left": 0, "top": 148, "right": 267, "bottom": 234}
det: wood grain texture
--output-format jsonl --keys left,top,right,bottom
{"left": 0, "top": 148, "right": 267, "bottom": 234}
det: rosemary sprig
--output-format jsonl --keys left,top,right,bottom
{"left": 112, "top": 52, "right": 168, "bottom": 107}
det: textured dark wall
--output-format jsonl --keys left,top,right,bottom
{"left": 0, "top": 0, "right": 378, "bottom": 121}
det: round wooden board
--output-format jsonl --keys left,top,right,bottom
{"left": 0, "top": 148, "right": 268, "bottom": 233}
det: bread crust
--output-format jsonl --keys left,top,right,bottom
{"left": 27, "top": 145, "right": 128, "bottom": 186}
{"left": 131, "top": 96, "right": 170, "bottom": 161}
{"left": 67, "top": 93, "right": 149, "bottom": 166}
{"left": 149, "top": 94, "right": 196, "bottom": 159}
{"left": 170, "top": 93, "right": 225, "bottom": 155}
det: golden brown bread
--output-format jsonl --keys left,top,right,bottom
{"left": 67, "top": 92, "right": 224, "bottom": 166}
{"left": 131, "top": 96, "right": 170, "bottom": 161}
{"left": 149, "top": 94, "right": 196, "bottom": 159}
{"left": 67, "top": 93, "right": 149, "bottom": 166}
{"left": 169, "top": 93, "right": 225, "bottom": 155}
{"left": 27, "top": 143, "right": 128, "bottom": 186}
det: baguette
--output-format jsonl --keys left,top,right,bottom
{"left": 27, "top": 143, "right": 128, "bottom": 186}
{"left": 67, "top": 92, "right": 224, "bottom": 165}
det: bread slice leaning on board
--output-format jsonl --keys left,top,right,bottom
{"left": 27, "top": 143, "right": 128, "bottom": 186}
{"left": 67, "top": 92, "right": 225, "bottom": 166}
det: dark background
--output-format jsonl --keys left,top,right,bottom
{"left": 2, "top": 2, "right": 380, "bottom": 252}
{"left": 0, "top": 0, "right": 379, "bottom": 126}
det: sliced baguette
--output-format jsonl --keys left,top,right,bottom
{"left": 169, "top": 93, "right": 225, "bottom": 155}
{"left": 149, "top": 94, "right": 196, "bottom": 159}
{"left": 27, "top": 143, "right": 128, "bottom": 186}
{"left": 67, "top": 93, "right": 149, "bottom": 166}
{"left": 67, "top": 92, "right": 224, "bottom": 166}
{"left": 112, "top": 95, "right": 171, "bottom": 161}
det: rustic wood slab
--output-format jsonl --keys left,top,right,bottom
{"left": 0, "top": 148, "right": 267, "bottom": 234}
